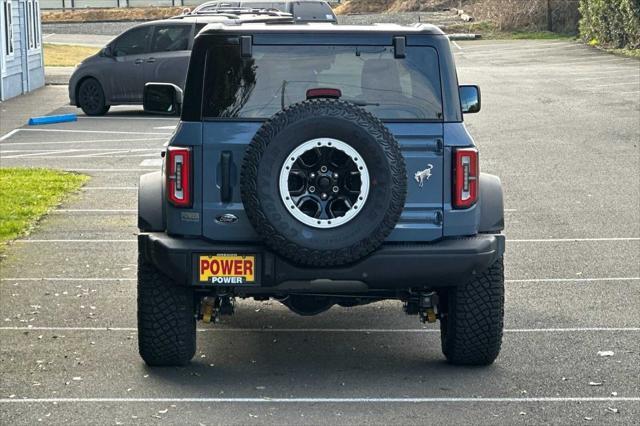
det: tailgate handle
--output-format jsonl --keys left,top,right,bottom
{"left": 220, "top": 151, "right": 232, "bottom": 202}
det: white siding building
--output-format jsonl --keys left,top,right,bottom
{"left": 0, "top": 0, "right": 44, "bottom": 101}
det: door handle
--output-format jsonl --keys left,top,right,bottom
{"left": 146, "top": 57, "right": 156, "bottom": 63}
{"left": 134, "top": 58, "right": 144, "bottom": 65}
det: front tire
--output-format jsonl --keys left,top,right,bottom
{"left": 77, "top": 78, "right": 110, "bottom": 116}
{"left": 137, "top": 254, "right": 196, "bottom": 366}
{"left": 439, "top": 258, "right": 505, "bottom": 366}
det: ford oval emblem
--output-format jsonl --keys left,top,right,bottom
{"left": 216, "top": 213, "right": 238, "bottom": 224}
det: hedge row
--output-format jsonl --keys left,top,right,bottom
{"left": 579, "top": 0, "right": 640, "bottom": 49}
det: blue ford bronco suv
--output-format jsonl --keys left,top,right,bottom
{"left": 138, "top": 22, "right": 505, "bottom": 367}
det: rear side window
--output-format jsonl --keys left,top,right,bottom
{"left": 203, "top": 44, "right": 442, "bottom": 121}
{"left": 291, "top": 2, "right": 336, "bottom": 21}
{"left": 112, "top": 26, "right": 152, "bottom": 57}
{"left": 240, "top": 2, "right": 288, "bottom": 12}
{"left": 150, "top": 24, "right": 192, "bottom": 53}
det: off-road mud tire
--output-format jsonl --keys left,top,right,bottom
{"left": 439, "top": 257, "right": 505, "bottom": 365}
{"left": 137, "top": 254, "right": 196, "bottom": 366}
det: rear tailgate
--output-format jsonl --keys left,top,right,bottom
{"left": 386, "top": 123, "right": 444, "bottom": 242}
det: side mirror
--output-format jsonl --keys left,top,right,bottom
{"left": 143, "top": 83, "right": 183, "bottom": 115}
{"left": 101, "top": 45, "right": 113, "bottom": 57}
{"left": 459, "top": 85, "right": 481, "bottom": 114}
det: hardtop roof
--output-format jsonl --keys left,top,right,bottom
{"left": 199, "top": 22, "right": 446, "bottom": 36}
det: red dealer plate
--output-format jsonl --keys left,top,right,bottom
{"left": 199, "top": 254, "right": 255, "bottom": 284}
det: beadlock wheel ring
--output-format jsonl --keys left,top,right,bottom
{"left": 278, "top": 138, "right": 370, "bottom": 229}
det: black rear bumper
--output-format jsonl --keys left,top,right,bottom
{"left": 139, "top": 233, "right": 505, "bottom": 294}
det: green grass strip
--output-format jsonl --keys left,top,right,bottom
{"left": 0, "top": 168, "right": 88, "bottom": 250}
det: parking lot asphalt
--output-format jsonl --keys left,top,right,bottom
{"left": 1, "top": 40, "right": 639, "bottom": 425}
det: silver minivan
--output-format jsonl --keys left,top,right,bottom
{"left": 68, "top": 12, "right": 292, "bottom": 115}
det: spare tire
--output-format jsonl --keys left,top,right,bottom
{"left": 241, "top": 99, "right": 406, "bottom": 266}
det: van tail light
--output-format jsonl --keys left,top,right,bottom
{"left": 167, "top": 146, "right": 192, "bottom": 207}
{"left": 453, "top": 147, "right": 478, "bottom": 209}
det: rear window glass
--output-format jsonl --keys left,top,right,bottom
{"left": 291, "top": 3, "right": 335, "bottom": 21}
{"left": 203, "top": 45, "right": 443, "bottom": 121}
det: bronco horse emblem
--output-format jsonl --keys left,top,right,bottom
{"left": 414, "top": 164, "right": 434, "bottom": 187}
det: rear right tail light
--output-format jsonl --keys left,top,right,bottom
{"left": 167, "top": 146, "right": 192, "bottom": 207}
{"left": 453, "top": 147, "right": 478, "bottom": 209}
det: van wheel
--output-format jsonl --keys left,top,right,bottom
{"left": 77, "top": 78, "right": 110, "bottom": 116}
{"left": 137, "top": 253, "right": 196, "bottom": 366}
{"left": 439, "top": 258, "right": 504, "bottom": 365}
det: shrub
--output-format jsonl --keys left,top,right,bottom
{"left": 579, "top": 0, "right": 640, "bottom": 49}
{"left": 467, "top": 0, "right": 580, "bottom": 33}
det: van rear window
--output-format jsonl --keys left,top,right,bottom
{"left": 203, "top": 44, "right": 443, "bottom": 121}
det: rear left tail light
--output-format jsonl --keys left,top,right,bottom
{"left": 167, "top": 146, "right": 191, "bottom": 207}
{"left": 453, "top": 147, "right": 478, "bottom": 209}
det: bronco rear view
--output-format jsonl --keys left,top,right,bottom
{"left": 138, "top": 23, "right": 505, "bottom": 367}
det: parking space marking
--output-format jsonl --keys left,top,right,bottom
{"left": 509, "top": 237, "right": 640, "bottom": 242}
{"left": 591, "top": 81, "right": 640, "bottom": 88}
{"left": 59, "top": 169, "right": 150, "bottom": 172}
{"left": 82, "top": 187, "right": 137, "bottom": 190}
{"left": 139, "top": 158, "right": 163, "bottom": 167}
{"left": 2, "top": 277, "right": 638, "bottom": 283}
{"left": 51, "top": 209, "right": 137, "bottom": 213}
{"left": 0, "top": 277, "right": 135, "bottom": 281}
{"left": 12, "top": 237, "right": 639, "bottom": 243}
{"left": 457, "top": 41, "right": 573, "bottom": 51}
{"left": 78, "top": 116, "right": 177, "bottom": 121}
{"left": 1, "top": 326, "right": 638, "bottom": 333}
{"left": 0, "top": 128, "right": 20, "bottom": 142}
{"left": 0, "top": 137, "right": 166, "bottom": 146}
{"left": 575, "top": 75, "right": 640, "bottom": 81}
{"left": 15, "top": 129, "right": 171, "bottom": 136}
{"left": 0, "top": 148, "right": 158, "bottom": 159}
{"left": 1, "top": 397, "right": 638, "bottom": 404}
{"left": 507, "top": 277, "right": 639, "bottom": 283}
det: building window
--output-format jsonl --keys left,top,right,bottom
{"left": 3, "top": 0, "right": 14, "bottom": 57}
{"left": 27, "top": 0, "right": 34, "bottom": 50}
{"left": 34, "top": 0, "right": 40, "bottom": 48}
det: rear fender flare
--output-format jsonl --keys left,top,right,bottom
{"left": 138, "top": 171, "right": 165, "bottom": 232}
{"left": 479, "top": 173, "right": 504, "bottom": 233}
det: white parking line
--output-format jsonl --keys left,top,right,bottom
{"left": 574, "top": 75, "right": 640, "bottom": 81}
{"left": 0, "top": 278, "right": 135, "bottom": 281}
{"left": 16, "top": 129, "right": 171, "bottom": 136}
{"left": 0, "top": 137, "right": 166, "bottom": 146}
{"left": 591, "top": 81, "right": 640, "bottom": 88}
{"left": 1, "top": 277, "right": 638, "bottom": 283}
{"left": 139, "top": 158, "right": 163, "bottom": 167}
{"left": 12, "top": 237, "right": 639, "bottom": 243}
{"left": 0, "top": 397, "right": 638, "bottom": 404}
{"left": 457, "top": 41, "right": 572, "bottom": 51}
{"left": 78, "top": 116, "right": 177, "bottom": 121}
{"left": 82, "top": 187, "right": 137, "bottom": 190}
{"left": 60, "top": 169, "right": 150, "bottom": 172}
{"left": 507, "top": 277, "right": 640, "bottom": 283}
{"left": 1, "top": 326, "right": 639, "bottom": 333}
{"left": 509, "top": 237, "right": 640, "bottom": 242}
{"left": 0, "top": 148, "right": 158, "bottom": 159}
{"left": 0, "top": 128, "right": 20, "bottom": 142}
{"left": 51, "top": 209, "right": 137, "bottom": 213}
